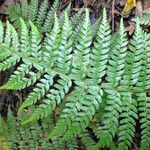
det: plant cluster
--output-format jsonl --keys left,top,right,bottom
{"left": 7, "top": 0, "right": 84, "bottom": 33}
{"left": 0, "top": 0, "right": 149, "bottom": 150}
{"left": 0, "top": 108, "right": 95, "bottom": 150}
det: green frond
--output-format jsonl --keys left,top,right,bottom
{"left": 132, "top": 8, "right": 150, "bottom": 26}
{"left": 118, "top": 93, "right": 137, "bottom": 150}
{"left": 67, "top": 138, "right": 78, "bottom": 150}
{"left": 22, "top": 76, "right": 72, "bottom": 124}
{"left": 43, "top": 14, "right": 61, "bottom": 68}
{"left": 0, "top": 20, "right": 43, "bottom": 90}
{"left": 71, "top": 17, "right": 83, "bottom": 46}
{"left": 4, "top": 21, "right": 11, "bottom": 46}
{"left": 48, "top": 84, "right": 102, "bottom": 141}
{"left": 135, "top": 33, "right": 150, "bottom": 150}
{"left": 93, "top": 17, "right": 128, "bottom": 148}
{"left": 71, "top": 7, "right": 84, "bottom": 29}
{"left": 7, "top": 3, "right": 22, "bottom": 28}
{"left": 36, "top": 0, "right": 49, "bottom": 28}
{"left": 56, "top": 12, "right": 73, "bottom": 74}
{"left": 20, "top": 18, "right": 29, "bottom": 54}
{"left": 128, "top": 17, "right": 144, "bottom": 86}
{"left": 59, "top": 3, "right": 72, "bottom": 25}
{"left": 71, "top": 9, "right": 92, "bottom": 80}
{"left": 89, "top": 7, "right": 111, "bottom": 85}
{"left": 0, "top": 5, "right": 150, "bottom": 150}
{"left": 117, "top": 19, "right": 144, "bottom": 150}
{"left": 21, "top": 0, "right": 28, "bottom": 20}
{"left": 0, "top": 21, "right": 3, "bottom": 43}
{"left": 19, "top": 74, "right": 55, "bottom": 111}
{"left": 80, "top": 130, "right": 96, "bottom": 149}
{"left": 7, "top": 0, "right": 60, "bottom": 33}
{"left": 0, "top": 21, "right": 20, "bottom": 71}
{"left": 42, "top": 0, "right": 60, "bottom": 32}
{"left": 138, "top": 94, "right": 150, "bottom": 150}
{"left": 28, "top": 0, "right": 39, "bottom": 22}
{"left": 29, "top": 21, "right": 42, "bottom": 60}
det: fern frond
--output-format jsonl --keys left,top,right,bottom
{"left": 21, "top": 0, "right": 28, "bottom": 20}
{"left": 22, "top": 76, "right": 72, "bottom": 124}
{"left": 0, "top": 21, "right": 3, "bottom": 43}
{"left": 117, "top": 18, "right": 143, "bottom": 150}
{"left": 1, "top": 5, "right": 150, "bottom": 150}
{"left": 17, "top": 14, "right": 61, "bottom": 119}
{"left": 36, "top": 0, "right": 49, "bottom": 28}
{"left": 136, "top": 8, "right": 150, "bottom": 26}
{"left": 28, "top": 0, "right": 39, "bottom": 22}
{"left": 71, "top": 7, "right": 84, "bottom": 29}
{"left": 4, "top": 21, "right": 11, "bottom": 46}
{"left": 0, "top": 21, "right": 20, "bottom": 71}
{"left": 71, "top": 8, "right": 92, "bottom": 80}
{"left": 42, "top": 0, "right": 60, "bottom": 32}
{"left": 7, "top": 3, "right": 22, "bottom": 28}
{"left": 89, "top": 8, "right": 111, "bottom": 85}
{"left": 67, "top": 138, "right": 78, "bottom": 150}
{"left": 19, "top": 74, "right": 55, "bottom": 111}
{"left": 80, "top": 130, "right": 96, "bottom": 149}
{"left": 92, "top": 18, "right": 128, "bottom": 149}
{"left": 43, "top": 14, "right": 61, "bottom": 68}
{"left": 136, "top": 33, "right": 150, "bottom": 150}
{"left": 59, "top": 3, "right": 72, "bottom": 25}
{"left": 19, "top": 13, "right": 73, "bottom": 123}
{"left": 7, "top": 0, "right": 60, "bottom": 33}
{"left": 29, "top": 21, "right": 42, "bottom": 61}
{"left": 56, "top": 12, "right": 72, "bottom": 74}
{"left": 19, "top": 18, "right": 30, "bottom": 54}
{"left": 138, "top": 94, "right": 150, "bottom": 150}
{"left": 0, "top": 20, "right": 43, "bottom": 90}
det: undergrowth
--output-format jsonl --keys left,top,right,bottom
{"left": 0, "top": 1, "right": 149, "bottom": 149}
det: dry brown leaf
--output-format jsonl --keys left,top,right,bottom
{"left": 114, "top": 9, "right": 120, "bottom": 15}
{"left": 19, "top": 0, "right": 25, "bottom": 6}
{"left": 143, "top": 0, "right": 150, "bottom": 10}
{"left": 135, "top": 0, "right": 143, "bottom": 15}
{"left": 125, "top": 23, "right": 135, "bottom": 35}
{"left": 40, "top": 133, "right": 46, "bottom": 138}
{"left": 84, "top": 0, "right": 90, "bottom": 7}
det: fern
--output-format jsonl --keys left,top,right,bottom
{"left": 0, "top": 6, "right": 150, "bottom": 150}
{"left": 42, "top": 0, "right": 60, "bottom": 32}
{"left": 91, "top": 18, "right": 128, "bottom": 149}
{"left": 116, "top": 19, "right": 144, "bottom": 150}
{"left": 0, "top": 107, "right": 97, "bottom": 149}
{"left": 7, "top": 0, "right": 60, "bottom": 32}
{"left": 0, "top": 19, "right": 43, "bottom": 90}
{"left": 138, "top": 8, "right": 150, "bottom": 26}
{"left": 136, "top": 33, "right": 150, "bottom": 150}
{"left": 0, "top": 21, "right": 20, "bottom": 71}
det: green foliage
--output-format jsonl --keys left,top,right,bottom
{"left": 7, "top": 0, "right": 84, "bottom": 33}
{"left": 138, "top": 8, "right": 150, "bottom": 26}
{"left": 0, "top": 7, "right": 150, "bottom": 150}
{"left": 132, "top": 8, "right": 150, "bottom": 26}
{"left": 7, "top": 0, "right": 60, "bottom": 32}
{"left": 0, "top": 108, "right": 97, "bottom": 149}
